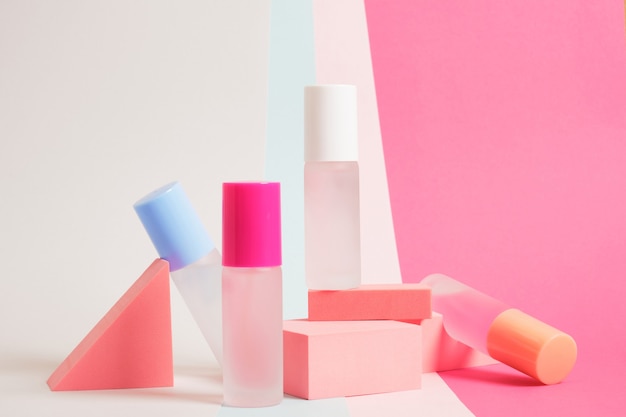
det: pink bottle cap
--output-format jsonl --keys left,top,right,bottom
{"left": 222, "top": 182, "right": 282, "bottom": 267}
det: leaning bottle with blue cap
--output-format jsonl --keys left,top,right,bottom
{"left": 134, "top": 181, "right": 223, "bottom": 365}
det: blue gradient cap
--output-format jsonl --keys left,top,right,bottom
{"left": 134, "top": 181, "right": 215, "bottom": 271}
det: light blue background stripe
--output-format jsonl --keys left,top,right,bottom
{"left": 266, "top": 0, "right": 316, "bottom": 320}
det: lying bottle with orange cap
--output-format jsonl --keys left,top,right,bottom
{"left": 421, "top": 273, "right": 577, "bottom": 384}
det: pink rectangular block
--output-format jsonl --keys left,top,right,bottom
{"left": 283, "top": 319, "right": 421, "bottom": 400}
{"left": 308, "top": 284, "right": 431, "bottom": 321}
{"left": 403, "top": 312, "right": 497, "bottom": 373}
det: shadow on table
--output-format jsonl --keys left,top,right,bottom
{"left": 439, "top": 364, "right": 544, "bottom": 387}
{"left": 0, "top": 351, "right": 223, "bottom": 405}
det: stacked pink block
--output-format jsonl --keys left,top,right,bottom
{"left": 283, "top": 284, "right": 495, "bottom": 400}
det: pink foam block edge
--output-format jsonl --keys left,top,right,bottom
{"left": 47, "top": 259, "right": 173, "bottom": 391}
{"left": 402, "top": 312, "right": 497, "bottom": 373}
{"left": 283, "top": 319, "right": 422, "bottom": 400}
{"left": 308, "top": 284, "right": 431, "bottom": 321}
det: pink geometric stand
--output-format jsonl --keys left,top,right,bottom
{"left": 308, "top": 284, "right": 431, "bottom": 321}
{"left": 47, "top": 259, "right": 173, "bottom": 391}
{"left": 283, "top": 319, "right": 422, "bottom": 400}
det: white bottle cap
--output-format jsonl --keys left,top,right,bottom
{"left": 304, "top": 84, "right": 358, "bottom": 162}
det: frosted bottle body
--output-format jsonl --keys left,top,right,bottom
{"left": 421, "top": 273, "right": 508, "bottom": 353}
{"left": 221, "top": 266, "right": 283, "bottom": 407}
{"left": 170, "top": 248, "right": 223, "bottom": 364}
{"left": 305, "top": 161, "right": 361, "bottom": 289}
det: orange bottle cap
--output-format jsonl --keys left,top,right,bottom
{"left": 486, "top": 309, "right": 577, "bottom": 384}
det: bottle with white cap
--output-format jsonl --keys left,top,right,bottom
{"left": 134, "top": 181, "right": 223, "bottom": 365}
{"left": 304, "top": 84, "right": 361, "bottom": 290}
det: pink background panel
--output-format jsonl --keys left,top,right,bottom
{"left": 365, "top": 0, "right": 626, "bottom": 415}
{"left": 312, "top": 0, "right": 402, "bottom": 285}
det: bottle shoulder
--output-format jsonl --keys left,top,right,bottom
{"left": 305, "top": 161, "right": 359, "bottom": 172}
{"left": 222, "top": 265, "right": 281, "bottom": 278}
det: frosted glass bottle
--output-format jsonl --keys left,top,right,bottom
{"left": 134, "top": 181, "right": 223, "bottom": 365}
{"left": 221, "top": 182, "right": 283, "bottom": 407}
{"left": 304, "top": 85, "right": 361, "bottom": 290}
{"left": 421, "top": 273, "right": 577, "bottom": 384}
{"left": 169, "top": 248, "right": 222, "bottom": 364}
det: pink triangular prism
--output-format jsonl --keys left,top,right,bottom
{"left": 47, "top": 259, "right": 173, "bottom": 391}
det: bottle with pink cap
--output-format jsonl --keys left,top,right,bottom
{"left": 221, "top": 182, "right": 283, "bottom": 407}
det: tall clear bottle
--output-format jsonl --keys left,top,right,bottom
{"left": 304, "top": 84, "right": 361, "bottom": 290}
{"left": 134, "top": 181, "right": 223, "bottom": 365}
{"left": 221, "top": 182, "right": 283, "bottom": 407}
